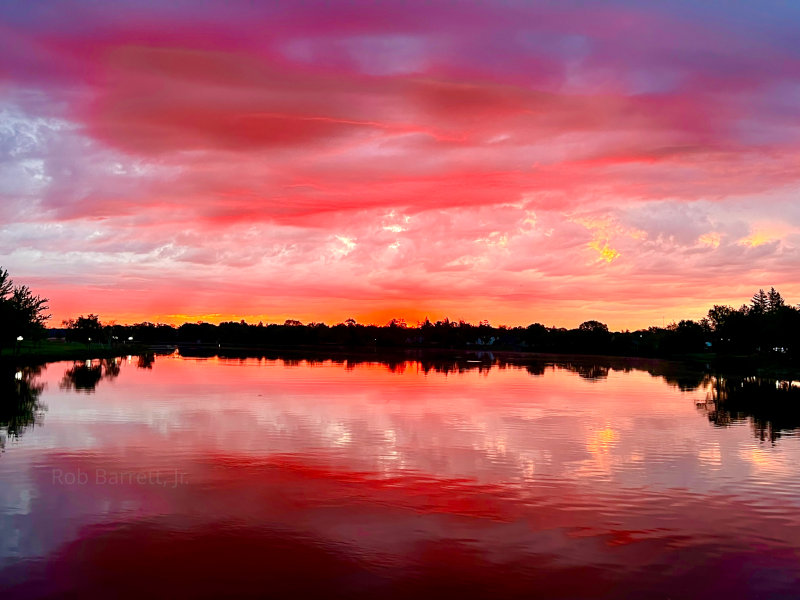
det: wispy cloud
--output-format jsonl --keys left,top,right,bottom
{"left": 2, "top": 0, "right": 800, "bottom": 328}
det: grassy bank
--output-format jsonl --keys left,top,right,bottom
{"left": 0, "top": 340, "right": 148, "bottom": 364}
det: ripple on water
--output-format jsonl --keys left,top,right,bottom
{"left": 2, "top": 355, "right": 800, "bottom": 598}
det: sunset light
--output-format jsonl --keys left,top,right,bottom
{"left": 3, "top": 5, "right": 800, "bottom": 596}
{"left": 2, "top": 1, "right": 799, "bottom": 329}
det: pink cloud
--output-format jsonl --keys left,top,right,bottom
{"left": 2, "top": 1, "right": 800, "bottom": 328}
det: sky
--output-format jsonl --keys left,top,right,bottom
{"left": 2, "top": 0, "right": 800, "bottom": 330}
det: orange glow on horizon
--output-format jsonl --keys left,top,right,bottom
{"left": 46, "top": 297, "right": 742, "bottom": 331}
{"left": 3, "top": 1, "right": 800, "bottom": 331}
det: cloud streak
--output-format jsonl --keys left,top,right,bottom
{"left": 2, "top": 0, "right": 800, "bottom": 328}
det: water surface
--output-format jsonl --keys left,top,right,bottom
{"left": 1, "top": 354, "right": 799, "bottom": 598}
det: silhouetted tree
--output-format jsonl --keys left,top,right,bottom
{"left": 662, "top": 320, "right": 706, "bottom": 354}
{"left": 578, "top": 320, "right": 609, "bottom": 334}
{"left": 707, "top": 305, "right": 735, "bottom": 332}
{"left": 0, "top": 267, "right": 51, "bottom": 351}
{"left": 0, "top": 268, "right": 11, "bottom": 298}
{"left": 751, "top": 289, "right": 769, "bottom": 314}
{"left": 767, "top": 287, "right": 785, "bottom": 312}
{"left": 63, "top": 314, "right": 104, "bottom": 346}
{"left": 524, "top": 323, "right": 548, "bottom": 349}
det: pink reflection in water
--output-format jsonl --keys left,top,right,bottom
{"left": 1, "top": 354, "right": 800, "bottom": 598}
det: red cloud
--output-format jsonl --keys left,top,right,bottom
{"left": 4, "top": 2, "right": 800, "bottom": 328}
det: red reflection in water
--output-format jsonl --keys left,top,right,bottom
{"left": 1, "top": 355, "right": 800, "bottom": 598}
{"left": 4, "top": 452, "right": 800, "bottom": 599}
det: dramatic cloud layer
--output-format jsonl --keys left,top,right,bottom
{"left": 2, "top": 0, "right": 800, "bottom": 328}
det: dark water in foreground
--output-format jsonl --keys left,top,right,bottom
{"left": 1, "top": 354, "right": 800, "bottom": 598}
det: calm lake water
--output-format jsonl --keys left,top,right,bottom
{"left": 2, "top": 353, "right": 800, "bottom": 598}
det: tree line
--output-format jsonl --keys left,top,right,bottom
{"left": 60, "top": 288, "right": 800, "bottom": 360}
{"left": 2, "top": 267, "right": 799, "bottom": 360}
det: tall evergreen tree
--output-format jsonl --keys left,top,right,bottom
{"left": 751, "top": 289, "right": 768, "bottom": 313}
{"left": 0, "top": 268, "right": 12, "bottom": 299}
{"left": 767, "top": 287, "right": 785, "bottom": 312}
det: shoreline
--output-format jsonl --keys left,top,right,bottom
{"left": 3, "top": 341, "right": 798, "bottom": 380}
{"left": 0, "top": 341, "right": 149, "bottom": 365}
